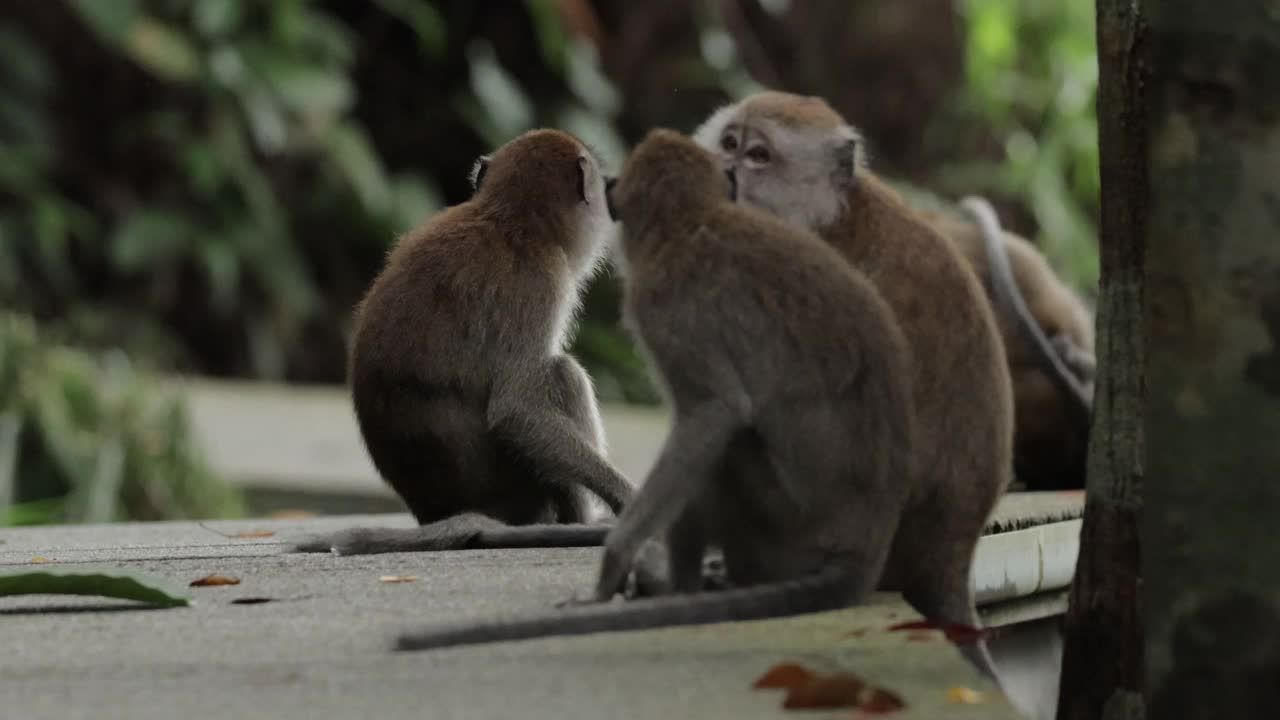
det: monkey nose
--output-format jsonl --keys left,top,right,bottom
{"left": 724, "top": 168, "right": 738, "bottom": 202}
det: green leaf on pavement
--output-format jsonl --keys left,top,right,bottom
{"left": 0, "top": 566, "right": 192, "bottom": 607}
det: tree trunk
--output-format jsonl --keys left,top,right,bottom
{"left": 1140, "top": 0, "right": 1280, "bottom": 716}
{"left": 1055, "top": 1, "right": 1148, "bottom": 718}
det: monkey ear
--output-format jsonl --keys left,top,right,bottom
{"left": 831, "top": 138, "right": 859, "bottom": 192}
{"left": 576, "top": 157, "right": 590, "bottom": 204}
{"left": 469, "top": 156, "right": 490, "bottom": 193}
{"left": 830, "top": 126, "right": 867, "bottom": 192}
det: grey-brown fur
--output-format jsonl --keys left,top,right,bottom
{"left": 292, "top": 129, "right": 635, "bottom": 556}
{"left": 397, "top": 129, "right": 926, "bottom": 664}
{"left": 925, "top": 199, "right": 1095, "bottom": 490}
{"left": 693, "top": 92, "right": 1015, "bottom": 677}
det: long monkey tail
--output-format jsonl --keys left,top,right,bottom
{"left": 958, "top": 196, "right": 1093, "bottom": 419}
{"left": 395, "top": 566, "right": 855, "bottom": 652}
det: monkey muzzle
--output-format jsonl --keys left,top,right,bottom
{"left": 724, "top": 168, "right": 738, "bottom": 202}
{"left": 604, "top": 176, "right": 618, "bottom": 221}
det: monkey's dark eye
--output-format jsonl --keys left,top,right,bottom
{"left": 720, "top": 134, "right": 739, "bottom": 152}
{"left": 745, "top": 146, "right": 771, "bottom": 164}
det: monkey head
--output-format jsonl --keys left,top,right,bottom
{"left": 467, "top": 129, "right": 612, "bottom": 277}
{"left": 693, "top": 91, "right": 866, "bottom": 233}
{"left": 608, "top": 129, "right": 735, "bottom": 225}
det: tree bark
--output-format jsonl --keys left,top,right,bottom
{"left": 1055, "top": 1, "right": 1148, "bottom": 718}
{"left": 1140, "top": 0, "right": 1280, "bottom": 717}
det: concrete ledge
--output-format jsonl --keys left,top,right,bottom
{"left": 0, "top": 516, "right": 1029, "bottom": 719}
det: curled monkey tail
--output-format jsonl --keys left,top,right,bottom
{"left": 958, "top": 196, "right": 1093, "bottom": 419}
{"left": 395, "top": 566, "right": 857, "bottom": 652}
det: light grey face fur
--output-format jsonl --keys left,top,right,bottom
{"left": 692, "top": 103, "right": 864, "bottom": 232}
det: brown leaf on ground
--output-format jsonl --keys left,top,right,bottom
{"left": 230, "top": 597, "right": 274, "bottom": 605}
{"left": 190, "top": 574, "right": 241, "bottom": 587}
{"left": 859, "top": 687, "right": 905, "bottom": 714}
{"left": 905, "top": 631, "right": 934, "bottom": 642}
{"left": 29, "top": 557, "right": 49, "bottom": 563}
{"left": 844, "top": 628, "right": 868, "bottom": 638}
{"left": 753, "top": 662, "right": 818, "bottom": 690}
{"left": 267, "top": 510, "right": 316, "bottom": 519}
{"left": 379, "top": 575, "right": 417, "bottom": 584}
{"left": 783, "top": 672, "right": 868, "bottom": 709}
{"left": 750, "top": 666, "right": 907, "bottom": 715}
{"left": 886, "top": 620, "right": 988, "bottom": 644}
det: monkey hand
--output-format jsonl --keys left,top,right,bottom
{"left": 1050, "top": 332, "right": 1096, "bottom": 382}
{"left": 701, "top": 555, "right": 730, "bottom": 591}
{"left": 626, "top": 538, "right": 673, "bottom": 599}
{"left": 594, "top": 540, "right": 639, "bottom": 601}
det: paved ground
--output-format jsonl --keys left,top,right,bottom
{"left": 1, "top": 514, "right": 1032, "bottom": 720}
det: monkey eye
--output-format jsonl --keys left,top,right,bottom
{"left": 720, "top": 134, "right": 739, "bottom": 152}
{"left": 745, "top": 145, "right": 771, "bottom": 164}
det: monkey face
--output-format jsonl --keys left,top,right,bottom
{"left": 692, "top": 95, "right": 865, "bottom": 234}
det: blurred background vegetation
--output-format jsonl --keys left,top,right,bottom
{"left": 0, "top": 0, "right": 1098, "bottom": 523}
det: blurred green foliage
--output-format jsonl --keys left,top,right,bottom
{"left": 0, "top": 0, "right": 1102, "bottom": 523}
{"left": 1, "top": 0, "right": 441, "bottom": 379}
{"left": 941, "top": 0, "right": 1100, "bottom": 289}
{"left": 0, "top": 313, "right": 243, "bottom": 526}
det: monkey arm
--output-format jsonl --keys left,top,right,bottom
{"left": 489, "top": 410, "right": 635, "bottom": 514}
{"left": 1050, "top": 332, "right": 1097, "bottom": 384}
{"left": 959, "top": 196, "right": 1093, "bottom": 417}
{"left": 594, "top": 400, "right": 742, "bottom": 601}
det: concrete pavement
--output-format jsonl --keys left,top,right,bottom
{"left": 2, "top": 514, "right": 1027, "bottom": 720}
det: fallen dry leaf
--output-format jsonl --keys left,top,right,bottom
{"left": 946, "top": 686, "right": 985, "bottom": 704}
{"left": 751, "top": 664, "right": 907, "bottom": 715}
{"left": 190, "top": 574, "right": 241, "bottom": 587}
{"left": 859, "top": 687, "right": 906, "bottom": 714}
{"left": 753, "top": 662, "right": 818, "bottom": 690}
{"left": 887, "top": 620, "right": 988, "bottom": 644}
{"left": 783, "top": 672, "right": 868, "bottom": 709}
{"left": 379, "top": 575, "right": 417, "bottom": 584}
{"left": 230, "top": 597, "right": 274, "bottom": 605}
{"left": 905, "top": 631, "right": 934, "bottom": 642}
{"left": 844, "top": 628, "right": 868, "bottom": 638}
{"left": 30, "top": 557, "right": 49, "bottom": 563}
{"left": 196, "top": 522, "right": 277, "bottom": 539}
{"left": 267, "top": 510, "right": 316, "bottom": 519}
